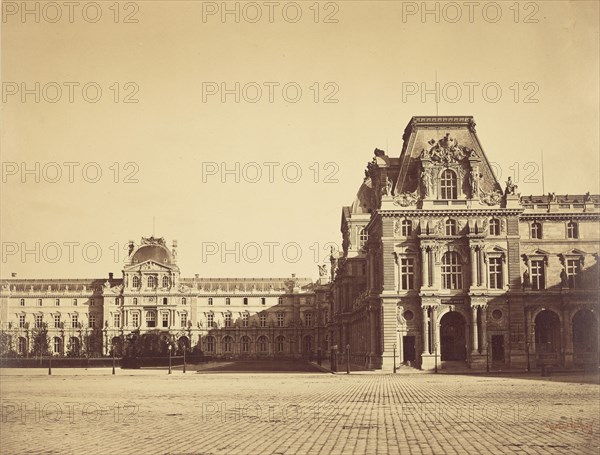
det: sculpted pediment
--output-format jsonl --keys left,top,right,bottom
{"left": 124, "top": 260, "right": 175, "bottom": 272}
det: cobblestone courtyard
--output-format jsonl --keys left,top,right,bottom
{"left": 1, "top": 365, "right": 598, "bottom": 455}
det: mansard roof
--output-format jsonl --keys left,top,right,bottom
{"left": 394, "top": 116, "right": 502, "bottom": 197}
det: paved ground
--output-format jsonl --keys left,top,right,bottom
{"left": 1, "top": 363, "right": 598, "bottom": 455}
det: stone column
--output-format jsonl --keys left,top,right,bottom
{"left": 433, "top": 306, "right": 440, "bottom": 358}
{"left": 471, "top": 306, "right": 479, "bottom": 353}
{"left": 479, "top": 250, "right": 487, "bottom": 288}
{"left": 422, "top": 306, "right": 429, "bottom": 354}
{"left": 431, "top": 248, "right": 440, "bottom": 289}
{"left": 470, "top": 246, "right": 478, "bottom": 289}
{"left": 421, "top": 246, "right": 429, "bottom": 288}
{"left": 501, "top": 254, "right": 508, "bottom": 289}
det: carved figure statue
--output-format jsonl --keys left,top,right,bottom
{"left": 318, "top": 264, "right": 328, "bottom": 278}
{"left": 421, "top": 169, "right": 433, "bottom": 197}
{"left": 548, "top": 192, "right": 557, "bottom": 202}
{"left": 505, "top": 176, "right": 517, "bottom": 195}
{"left": 469, "top": 167, "right": 480, "bottom": 198}
{"left": 584, "top": 192, "right": 592, "bottom": 203}
{"left": 560, "top": 268, "right": 568, "bottom": 287}
{"left": 522, "top": 270, "right": 530, "bottom": 288}
{"left": 386, "top": 177, "right": 393, "bottom": 196}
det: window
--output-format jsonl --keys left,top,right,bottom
{"left": 54, "top": 314, "right": 61, "bottom": 328}
{"left": 132, "top": 276, "right": 140, "bottom": 288}
{"left": 241, "top": 336, "right": 250, "bottom": 353}
{"left": 182, "top": 297, "right": 187, "bottom": 305}
{"left": 90, "top": 299, "right": 95, "bottom": 306}
{"left": 147, "top": 276, "right": 156, "bottom": 288}
{"left": 401, "top": 220, "right": 412, "bottom": 237}
{"left": 259, "top": 314, "right": 267, "bottom": 327}
{"left": 441, "top": 252, "right": 463, "bottom": 289}
{"left": 206, "top": 336, "right": 215, "bottom": 353}
{"left": 225, "top": 297, "right": 231, "bottom": 305}
{"left": 567, "top": 221, "right": 578, "bottom": 239}
{"left": 20, "top": 299, "right": 25, "bottom": 306}
{"left": 207, "top": 314, "right": 214, "bottom": 327}
{"left": 305, "top": 312, "right": 312, "bottom": 327}
{"left": 566, "top": 259, "right": 581, "bottom": 289}
{"left": 113, "top": 313, "right": 120, "bottom": 327}
{"left": 18, "top": 337, "right": 27, "bottom": 354}
{"left": 131, "top": 313, "right": 138, "bottom": 327}
{"left": 162, "top": 276, "right": 169, "bottom": 288}
{"left": 180, "top": 313, "right": 187, "bottom": 328}
{"left": 35, "top": 314, "right": 43, "bottom": 328}
{"left": 146, "top": 311, "right": 156, "bottom": 328}
{"left": 73, "top": 299, "right": 77, "bottom": 306}
{"left": 89, "top": 314, "right": 96, "bottom": 328}
{"left": 115, "top": 298, "right": 120, "bottom": 305}
{"left": 277, "top": 312, "right": 284, "bottom": 327}
{"left": 71, "top": 314, "right": 78, "bottom": 328}
{"left": 38, "top": 299, "right": 42, "bottom": 307}
{"left": 261, "top": 297, "right": 266, "bottom": 305}
{"left": 224, "top": 313, "right": 232, "bottom": 327}
{"left": 400, "top": 258, "right": 415, "bottom": 290}
{"left": 53, "top": 337, "right": 61, "bottom": 354}
{"left": 242, "top": 313, "right": 249, "bottom": 327}
{"left": 440, "top": 169, "right": 457, "bottom": 199}
{"left": 163, "top": 297, "right": 168, "bottom": 305}
{"left": 489, "top": 257, "right": 503, "bottom": 289}
{"left": 223, "top": 336, "right": 232, "bottom": 352}
{"left": 489, "top": 219, "right": 501, "bottom": 236}
{"left": 445, "top": 219, "right": 457, "bottom": 236}
{"left": 243, "top": 297, "right": 248, "bottom": 305}
{"left": 531, "top": 222, "right": 542, "bottom": 239}
{"left": 162, "top": 313, "right": 169, "bottom": 328}
{"left": 258, "top": 336, "right": 268, "bottom": 352}
{"left": 55, "top": 299, "right": 60, "bottom": 307}
{"left": 276, "top": 336, "right": 285, "bottom": 353}
{"left": 359, "top": 228, "right": 368, "bottom": 248}
{"left": 19, "top": 315, "right": 26, "bottom": 328}
{"left": 133, "top": 297, "right": 138, "bottom": 305}
{"left": 531, "top": 260, "right": 545, "bottom": 290}
{"left": 208, "top": 297, "right": 213, "bottom": 306}
{"left": 278, "top": 297, "right": 283, "bottom": 305}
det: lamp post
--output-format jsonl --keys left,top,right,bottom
{"left": 183, "top": 343, "right": 186, "bottom": 374}
{"left": 393, "top": 343, "right": 397, "bottom": 373}
{"left": 434, "top": 341, "right": 438, "bottom": 374}
{"left": 346, "top": 344, "right": 350, "bottom": 374}
{"left": 48, "top": 352, "right": 52, "bottom": 376}
{"left": 168, "top": 344, "right": 172, "bottom": 374}
{"left": 112, "top": 342, "right": 116, "bottom": 375}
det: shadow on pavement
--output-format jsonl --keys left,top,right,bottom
{"left": 193, "top": 360, "right": 325, "bottom": 373}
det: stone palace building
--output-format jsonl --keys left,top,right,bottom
{"left": 1, "top": 116, "right": 598, "bottom": 371}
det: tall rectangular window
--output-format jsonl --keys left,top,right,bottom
{"left": 400, "top": 258, "right": 415, "bottom": 290}
{"left": 242, "top": 313, "right": 249, "bottom": 327}
{"left": 146, "top": 312, "right": 156, "bottom": 328}
{"left": 305, "top": 312, "right": 312, "bottom": 326}
{"left": 207, "top": 314, "right": 214, "bottom": 327}
{"left": 180, "top": 313, "right": 187, "bottom": 328}
{"left": 277, "top": 313, "right": 284, "bottom": 327}
{"left": 113, "top": 313, "right": 120, "bottom": 327}
{"left": 489, "top": 257, "right": 503, "bottom": 289}
{"left": 566, "top": 259, "right": 581, "bottom": 289}
{"left": 35, "top": 314, "right": 43, "bottom": 328}
{"left": 259, "top": 314, "right": 266, "bottom": 327}
{"left": 54, "top": 314, "right": 61, "bottom": 328}
{"left": 89, "top": 314, "right": 96, "bottom": 328}
{"left": 531, "top": 260, "right": 545, "bottom": 290}
{"left": 131, "top": 313, "right": 138, "bottom": 327}
{"left": 162, "top": 313, "right": 169, "bottom": 328}
{"left": 19, "top": 315, "right": 26, "bottom": 328}
{"left": 224, "top": 313, "right": 232, "bottom": 327}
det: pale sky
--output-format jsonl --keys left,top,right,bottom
{"left": 1, "top": 0, "right": 599, "bottom": 279}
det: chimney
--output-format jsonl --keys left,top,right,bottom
{"left": 109, "top": 272, "right": 114, "bottom": 280}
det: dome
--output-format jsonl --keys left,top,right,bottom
{"left": 131, "top": 244, "right": 173, "bottom": 264}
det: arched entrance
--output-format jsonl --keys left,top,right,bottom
{"left": 177, "top": 336, "right": 190, "bottom": 355}
{"left": 573, "top": 309, "right": 598, "bottom": 366}
{"left": 535, "top": 310, "right": 561, "bottom": 365}
{"left": 440, "top": 312, "right": 467, "bottom": 361}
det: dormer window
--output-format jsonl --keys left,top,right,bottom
{"left": 440, "top": 169, "right": 457, "bottom": 199}
{"left": 147, "top": 276, "right": 156, "bottom": 288}
{"left": 132, "top": 276, "right": 140, "bottom": 288}
{"left": 162, "top": 276, "right": 170, "bottom": 288}
{"left": 359, "top": 228, "right": 368, "bottom": 248}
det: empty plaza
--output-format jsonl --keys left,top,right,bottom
{"left": 1, "top": 363, "right": 598, "bottom": 455}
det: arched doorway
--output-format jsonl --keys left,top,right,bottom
{"left": 535, "top": 310, "right": 561, "bottom": 365}
{"left": 177, "top": 336, "right": 190, "bottom": 355}
{"left": 440, "top": 312, "right": 467, "bottom": 361}
{"left": 573, "top": 310, "right": 598, "bottom": 366}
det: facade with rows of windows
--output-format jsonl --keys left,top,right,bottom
{"left": 327, "top": 116, "right": 599, "bottom": 371}
{"left": 0, "top": 236, "right": 331, "bottom": 359}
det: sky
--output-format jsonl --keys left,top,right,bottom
{"left": 1, "top": 0, "right": 599, "bottom": 280}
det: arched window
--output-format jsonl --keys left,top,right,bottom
{"left": 241, "top": 336, "right": 250, "bottom": 353}
{"left": 445, "top": 219, "right": 457, "bottom": 236}
{"left": 223, "top": 336, "right": 233, "bottom": 353}
{"left": 132, "top": 276, "right": 140, "bottom": 288}
{"left": 359, "top": 228, "right": 368, "bottom": 248}
{"left": 182, "top": 297, "right": 187, "bottom": 305}
{"left": 225, "top": 297, "right": 231, "bottom": 305}
{"left": 206, "top": 336, "right": 215, "bottom": 353}
{"left": 147, "top": 276, "right": 156, "bottom": 288}
{"left": 162, "top": 276, "right": 169, "bottom": 288}
{"left": 20, "top": 299, "right": 25, "bottom": 306}
{"left": 401, "top": 220, "right": 412, "bottom": 236}
{"left": 304, "top": 312, "right": 312, "bottom": 326}
{"left": 441, "top": 252, "right": 463, "bottom": 289}
{"left": 133, "top": 297, "right": 138, "bottom": 305}
{"left": 567, "top": 221, "right": 578, "bottom": 239}
{"left": 208, "top": 297, "right": 213, "bottom": 306}
{"left": 531, "top": 222, "right": 542, "bottom": 239}
{"left": 489, "top": 218, "right": 501, "bottom": 236}
{"left": 276, "top": 336, "right": 285, "bottom": 353}
{"left": 257, "top": 336, "right": 268, "bottom": 353}
{"left": 440, "top": 169, "right": 458, "bottom": 199}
